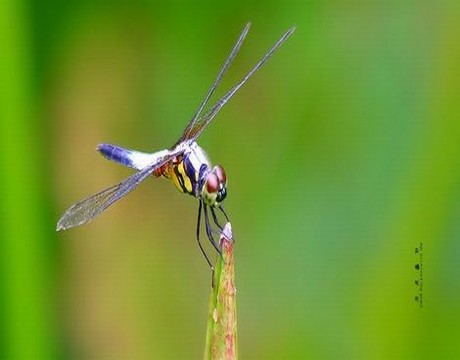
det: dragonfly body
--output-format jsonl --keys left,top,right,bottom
{"left": 98, "top": 141, "right": 224, "bottom": 204}
{"left": 57, "top": 23, "right": 295, "bottom": 268}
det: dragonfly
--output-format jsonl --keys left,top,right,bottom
{"left": 57, "top": 23, "right": 295, "bottom": 267}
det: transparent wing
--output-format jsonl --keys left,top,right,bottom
{"left": 56, "top": 152, "right": 176, "bottom": 231}
{"left": 186, "top": 26, "right": 296, "bottom": 142}
{"left": 178, "top": 23, "right": 251, "bottom": 144}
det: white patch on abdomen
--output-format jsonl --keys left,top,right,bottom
{"left": 129, "top": 149, "right": 170, "bottom": 170}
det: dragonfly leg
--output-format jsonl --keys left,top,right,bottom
{"left": 203, "top": 204, "right": 223, "bottom": 258}
{"left": 196, "top": 200, "right": 213, "bottom": 269}
{"left": 219, "top": 205, "right": 230, "bottom": 222}
{"left": 210, "top": 207, "right": 224, "bottom": 231}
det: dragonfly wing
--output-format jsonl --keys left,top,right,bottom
{"left": 56, "top": 152, "right": 176, "bottom": 231}
{"left": 186, "top": 27, "right": 296, "bottom": 141}
{"left": 177, "top": 23, "right": 251, "bottom": 144}
{"left": 57, "top": 183, "right": 126, "bottom": 231}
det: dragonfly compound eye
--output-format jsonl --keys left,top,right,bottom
{"left": 214, "top": 165, "right": 227, "bottom": 185}
{"left": 206, "top": 173, "right": 219, "bottom": 194}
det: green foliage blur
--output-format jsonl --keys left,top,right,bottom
{"left": 1, "top": 1, "right": 459, "bottom": 359}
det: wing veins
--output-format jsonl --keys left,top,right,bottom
{"left": 179, "top": 23, "right": 251, "bottom": 143}
{"left": 56, "top": 152, "right": 177, "bottom": 231}
{"left": 187, "top": 26, "right": 296, "bottom": 141}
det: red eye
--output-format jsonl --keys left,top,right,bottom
{"left": 206, "top": 173, "right": 219, "bottom": 193}
{"left": 214, "top": 165, "right": 227, "bottom": 184}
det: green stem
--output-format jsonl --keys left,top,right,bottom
{"left": 204, "top": 223, "right": 237, "bottom": 360}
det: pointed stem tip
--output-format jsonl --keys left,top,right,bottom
{"left": 205, "top": 222, "right": 237, "bottom": 360}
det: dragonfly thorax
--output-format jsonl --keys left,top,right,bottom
{"left": 161, "top": 142, "right": 227, "bottom": 206}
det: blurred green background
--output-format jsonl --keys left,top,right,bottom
{"left": 1, "top": 0, "right": 459, "bottom": 359}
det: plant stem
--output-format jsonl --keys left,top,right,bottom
{"left": 204, "top": 223, "right": 237, "bottom": 360}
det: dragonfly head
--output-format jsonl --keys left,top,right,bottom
{"left": 202, "top": 165, "right": 227, "bottom": 206}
